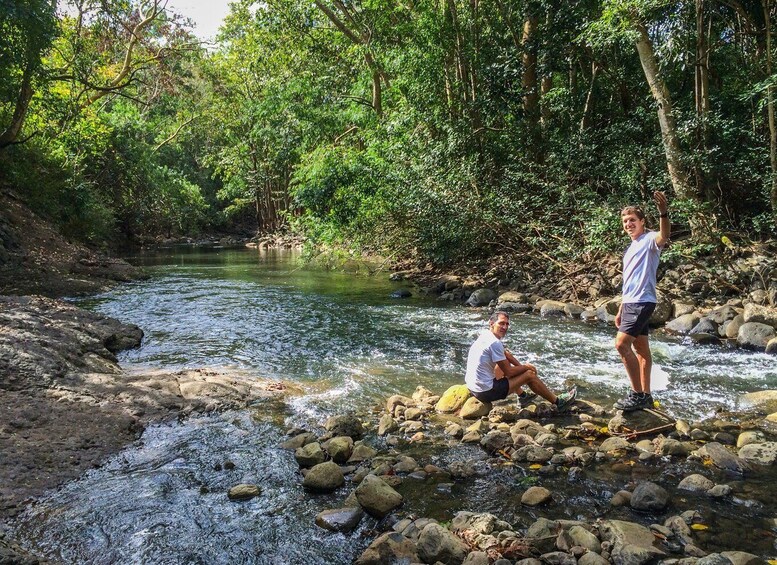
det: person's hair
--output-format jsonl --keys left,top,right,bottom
{"left": 620, "top": 205, "right": 645, "bottom": 220}
{"left": 489, "top": 311, "right": 510, "bottom": 324}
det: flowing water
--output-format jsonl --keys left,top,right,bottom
{"left": 11, "top": 246, "right": 777, "bottom": 563}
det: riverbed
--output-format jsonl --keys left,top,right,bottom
{"left": 10, "top": 245, "right": 777, "bottom": 563}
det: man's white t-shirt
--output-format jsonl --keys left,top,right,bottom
{"left": 465, "top": 329, "right": 506, "bottom": 393}
{"left": 622, "top": 231, "right": 662, "bottom": 304}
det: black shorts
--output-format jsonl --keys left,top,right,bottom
{"left": 619, "top": 302, "right": 656, "bottom": 337}
{"left": 470, "top": 378, "right": 509, "bottom": 402}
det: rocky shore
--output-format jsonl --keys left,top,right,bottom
{"left": 0, "top": 296, "right": 294, "bottom": 562}
{"left": 275, "top": 384, "right": 777, "bottom": 564}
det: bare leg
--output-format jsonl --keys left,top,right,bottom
{"left": 506, "top": 369, "right": 557, "bottom": 404}
{"left": 615, "top": 331, "right": 643, "bottom": 393}
{"left": 632, "top": 335, "right": 652, "bottom": 394}
{"left": 496, "top": 364, "right": 526, "bottom": 395}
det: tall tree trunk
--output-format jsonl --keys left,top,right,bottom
{"left": 522, "top": 11, "right": 541, "bottom": 160}
{"left": 0, "top": 62, "right": 35, "bottom": 149}
{"left": 765, "top": 0, "right": 777, "bottom": 224}
{"left": 634, "top": 22, "right": 694, "bottom": 201}
{"left": 579, "top": 61, "right": 599, "bottom": 132}
{"left": 695, "top": 0, "right": 712, "bottom": 201}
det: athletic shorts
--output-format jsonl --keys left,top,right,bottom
{"left": 619, "top": 302, "right": 656, "bottom": 337}
{"left": 470, "top": 378, "right": 509, "bottom": 402}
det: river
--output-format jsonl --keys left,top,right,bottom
{"left": 11, "top": 245, "right": 777, "bottom": 564}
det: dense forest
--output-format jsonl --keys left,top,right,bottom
{"left": 2, "top": 0, "right": 777, "bottom": 268}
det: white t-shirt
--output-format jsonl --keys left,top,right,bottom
{"left": 622, "top": 231, "right": 662, "bottom": 304}
{"left": 465, "top": 329, "right": 506, "bottom": 393}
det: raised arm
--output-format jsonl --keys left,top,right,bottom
{"left": 654, "top": 191, "right": 670, "bottom": 248}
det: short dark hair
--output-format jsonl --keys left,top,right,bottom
{"left": 489, "top": 311, "right": 510, "bottom": 324}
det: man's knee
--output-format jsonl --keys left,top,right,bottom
{"left": 615, "top": 333, "right": 635, "bottom": 355}
{"left": 633, "top": 336, "right": 651, "bottom": 357}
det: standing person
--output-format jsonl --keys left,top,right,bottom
{"left": 613, "top": 191, "right": 670, "bottom": 411}
{"left": 465, "top": 311, "right": 577, "bottom": 411}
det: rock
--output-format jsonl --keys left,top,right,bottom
{"left": 565, "top": 304, "right": 585, "bottom": 318}
{"left": 648, "top": 292, "right": 672, "bottom": 325}
{"left": 389, "top": 289, "right": 412, "bottom": 298}
{"left": 611, "top": 490, "right": 632, "bottom": 507}
{"left": 324, "top": 436, "right": 354, "bottom": 463}
{"left": 386, "top": 394, "right": 415, "bottom": 413}
{"left": 302, "top": 461, "right": 344, "bottom": 492}
{"left": 354, "top": 474, "right": 403, "bottom": 518}
{"left": 599, "top": 520, "right": 666, "bottom": 564}
{"left": 324, "top": 414, "right": 364, "bottom": 439}
{"left": 463, "top": 551, "right": 491, "bottom": 565}
{"left": 707, "top": 484, "right": 732, "bottom": 498}
{"left": 294, "top": 442, "right": 326, "bottom": 468}
{"left": 436, "top": 385, "right": 470, "bottom": 413}
{"left": 743, "top": 303, "right": 777, "bottom": 328}
{"left": 720, "top": 551, "right": 768, "bottom": 565}
{"left": 526, "top": 518, "right": 561, "bottom": 554}
{"left": 412, "top": 385, "right": 439, "bottom": 403}
{"left": 348, "top": 442, "right": 378, "bottom": 463}
{"left": 630, "top": 481, "right": 669, "bottom": 511}
{"left": 673, "top": 302, "right": 696, "bottom": 317}
{"left": 416, "top": 522, "right": 469, "bottom": 565}
{"left": 737, "top": 431, "right": 765, "bottom": 448}
{"left": 354, "top": 531, "right": 419, "bottom": 565}
{"left": 598, "top": 437, "right": 631, "bottom": 453}
{"left": 709, "top": 304, "right": 741, "bottom": 324}
{"left": 227, "top": 483, "right": 261, "bottom": 501}
{"left": 578, "top": 552, "right": 610, "bottom": 565}
{"left": 393, "top": 455, "right": 419, "bottom": 473}
{"left": 738, "top": 442, "right": 777, "bottom": 465}
{"left": 608, "top": 409, "right": 673, "bottom": 434}
{"left": 725, "top": 314, "right": 745, "bottom": 338}
{"left": 521, "top": 486, "right": 552, "bottom": 506}
{"left": 481, "top": 430, "right": 513, "bottom": 454}
{"left": 690, "top": 317, "right": 719, "bottom": 335}
{"left": 767, "top": 337, "right": 777, "bottom": 354}
{"left": 540, "top": 551, "right": 577, "bottom": 565}
{"left": 698, "top": 442, "right": 750, "bottom": 475}
{"left": 467, "top": 288, "right": 498, "bottom": 307}
{"left": 512, "top": 445, "right": 553, "bottom": 463}
{"left": 460, "top": 397, "right": 491, "bottom": 419}
{"left": 568, "top": 525, "right": 602, "bottom": 553}
{"left": 377, "top": 414, "right": 398, "bottom": 436}
{"left": 315, "top": 506, "right": 364, "bottom": 532}
{"left": 741, "top": 390, "right": 777, "bottom": 410}
{"left": 280, "top": 431, "right": 317, "bottom": 450}
{"left": 665, "top": 313, "right": 702, "bottom": 334}
{"left": 677, "top": 474, "right": 715, "bottom": 492}
{"left": 539, "top": 300, "right": 567, "bottom": 317}
{"left": 737, "top": 322, "right": 776, "bottom": 350}
{"left": 497, "top": 290, "right": 529, "bottom": 304}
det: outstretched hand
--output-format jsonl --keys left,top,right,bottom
{"left": 653, "top": 191, "right": 668, "bottom": 215}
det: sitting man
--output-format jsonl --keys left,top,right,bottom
{"left": 465, "top": 311, "right": 577, "bottom": 411}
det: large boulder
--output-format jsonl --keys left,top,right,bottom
{"left": 302, "top": 461, "right": 344, "bottom": 492}
{"left": 538, "top": 300, "right": 567, "bottom": 317}
{"left": 416, "top": 523, "right": 469, "bottom": 565}
{"left": 324, "top": 436, "right": 354, "bottom": 464}
{"left": 743, "top": 303, "right": 777, "bottom": 329}
{"left": 629, "top": 482, "right": 669, "bottom": 511}
{"left": 460, "top": 396, "right": 491, "bottom": 419}
{"left": 435, "top": 385, "right": 471, "bottom": 413}
{"left": 738, "top": 442, "right": 777, "bottom": 465}
{"left": 665, "top": 313, "right": 701, "bottom": 334}
{"left": 354, "top": 474, "right": 403, "bottom": 518}
{"left": 324, "top": 414, "right": 364, "bottom": 439}
{"left": 648, "top": 292, "right": 672, "bottom": 326}
{"left": 294, "top": 442, "right": 326, "bottom": 468}
{"left": 737, "top": 322, "right": 776, "bottom": 350}
{"left": 354, "top": 532, "right": 419, "bottom": 565}
{"left": 466, "top": 288, "right": 497, "bottom": 307}
{"left": 599, "top": 520, "right": 666, "bottom": 565}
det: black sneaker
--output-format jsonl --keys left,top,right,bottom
{"left": 518, "top": 391, "right": 537, "bottom": 407}
{"left": 614, "top": 391, "right": 653, "bottom": 411}
{"left": 555, "top": 386, "right": 577, "bottom": 412}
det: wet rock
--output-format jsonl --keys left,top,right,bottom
{"left": 393, "top": 455, "right": 418, "bottom": 473}
{"left": 725, "top": 314, "right": 745, "bottom": 339}
{"left": 598, "top": 437, "right": 631, "bottom": 453}
{"left": 324, "top": 414, "right": 364, "bottom": 439}
{"left": 736, "top": 431, "right": 765, "bottom": 448}
{"left": 608, "top": 409, "right": 674, "bottom": 434}
{"left": 461, "top": 397, "right": 491, "bottom": 419}
{"left": 707, "top": 484, "right": 732, "bottom": 498}
{"left": 512, "top": 445, "right": 553, "bottom": 463}
{"left": 649, "top": 292, "right": 673, "bottom": 325}
{"left": 767, "top": 337, "right": 777, "bottom": 354}
{"left": 481, "top": 430, "right": 513, "bottom": 454}
{"left": 599, "top": 520, "right": 666, "bottom": 564}
{"left": 348, "top": 442, "right": 377, "bottom": 464}
{"left": 463, "top": 551, "right": 490, "bottom": 565}
{"left": 324, "top": 436, "right": 353, "bottom": 464}
{"left": 389, "top": 289, "right": 412, "bottom": 298}
{"left": 227, "top": 483, "right": 261, "bottom": 501}
{"left": 436, "top": 385, "right": 470, "bottom": 413}
{"left": 280, "top": 431, "right": 317, "bottom": 450}
{"left": 567, "top": 525, "right": 601, "bottom": 553}
{"left": 417, "top": 522, "right": 469, "bottom": 565}
{"left": 677, "top": 474, "right": 715, "bottom": 492}
{"left": 743, "top": 303, "right": 777, "bottom": 328}
{"left": 527, "top": 518, "right": 561, "bottom": 554}
{"left": 377, "top": 414, "right": 398, "bottom": 436}
{"left": 630, "top": 481, "right": 669, "bottom": 511}
{"left": 467, "top": 288, "right": 498, "bottom": 307}
{"left": 538, "top": 300, "right": 567, "bottom": 317}
{"left": 521, "top": 486, "right": 552, "bottom": 506}
{"left": 720, "top": 550, "right": 768, "bottom": 565}
{"left": 354, "top": 474, "right": 403, "bottom": 518}
{"left": 666, "top": 313, "right": 701, "bottom": 334}
{"left": 578, "top": 552, "right": 610, "bottom": 565}
{"left": 738, "top": 442, "right": 777, "bottom": 465}
{"left": 386, "top": 394, "right": 415, "bottom": 413}
{"left": 295, "top": 442, "right": 326, "bottom": 468}
{"left": 497, "top": 290, "right": 529, "bottom": 304}
{"left": 540, "top": 551, "right": 577, "bottom": 565}
{"left": 302, "top": 461, "right": 344, "bottom": 492}
{"left": 698, "top": 442, "right": 750, "bottom": 475}
{"left": 354, "top": 531, "right": 419, "bottom": 565}
{"left": 737, "top": 322, "right": 776, "bottom": 350}
{"left": 315, "top": 506, "right": 364, "bottom": 532}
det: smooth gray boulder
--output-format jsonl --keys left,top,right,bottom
{"left": 315, "top": 506, "right": 364, "bottom": 532}
{"left": 630, "top": 481, "right": 669, "bottom": 511}
{"left": 417, "top": 522, "right": 469, "bottom": 565}
{"left": 600, "top": 520, "right": 666, "bottom": 564}
{"left": 737, "top": 322, "right": 776, "bottom": 350}
{"left": 302, "top": 461, "right": 344, "bottom": 492}
{"left": 354, "top": 474, "right": 403, "bottom": 518}
{"left": 354, "top": 531, "right": 419, "bottom": 565}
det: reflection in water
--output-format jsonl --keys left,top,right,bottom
{"left": 13, "top": 246, "right": 777, "bottom": 563}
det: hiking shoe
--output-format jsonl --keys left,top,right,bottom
{"left": 555, "top": 386, "right": 577, "bottom": 412}
{"left": 518, "top": 390, "right": 537, "bottom": 407}
{"left": 614, "top": 391, "right": 653, "bottom": 411}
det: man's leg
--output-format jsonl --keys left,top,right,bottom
{"left": 507, "top": 369, "right": 557, "bottom": 404}
{"left": 633, "top": 335, "right": 652, "bottom": 394}
{"left": 615, "top": 331, "right": 643, "bottom": 393}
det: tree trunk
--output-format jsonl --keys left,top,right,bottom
{"left": 695, "top": 0, "right": 712, "bottom": 201}
{"left": 634, "top": 22, "right": 694, "bottom": 201}
{"left": 0, "top": 62, "right": 34, "bottom": 149}
{"left": 579, "top": 61, "right": 599, "bottom": 132}
{"left": 765, "top": 0, "right": 777, "bottom": 224}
